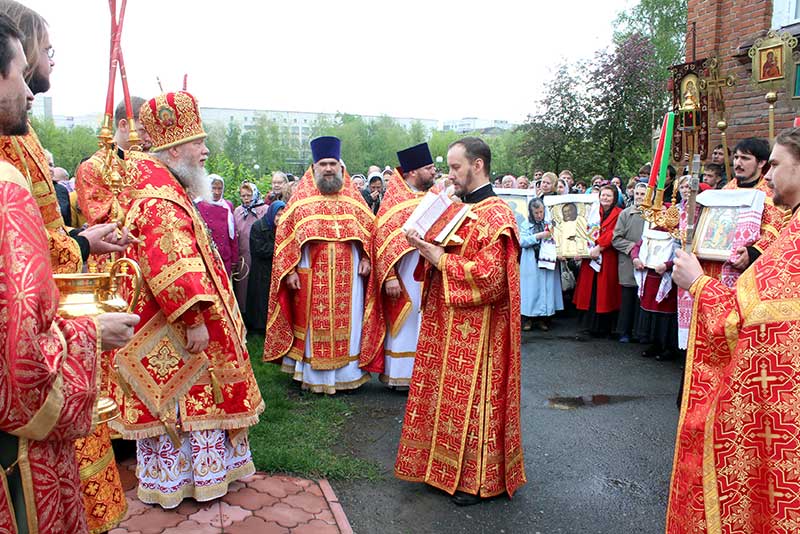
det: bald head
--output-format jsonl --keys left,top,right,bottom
{"left": 52, "top": 166, "right": 68, "bottom": 182}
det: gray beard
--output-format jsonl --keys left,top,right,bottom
{"left": 172, "top": 159, "right": 211, "bottom": 201}
{"left": 315, "top": 170, "right": 344, "bottom": 194}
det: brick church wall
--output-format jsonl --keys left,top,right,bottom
{"left": 687, "top": 0, "right": 797, "bottom": 147}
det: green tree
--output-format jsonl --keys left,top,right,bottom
{"left": 514, "top": 64, "right": 590, "bottom": 176}
{"left": 588, "top": 33, "right": 660, "bottom": 177}
{"left": 31, "top": 116, "right": 99, "bottom": 175}
{"left": 222, "top": 121, "right": 247, "bottom": 165}
{"left": 407, "top": 121, "right": 428, "bottom": 145}
{"left": 614, "top": 0, "right": 687, "bottom": 72}
{"left": 428, "top": 130, "right": 460, "bottom": 168}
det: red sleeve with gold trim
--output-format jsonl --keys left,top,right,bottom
{"left": 0, "top": 173, "right": 100, "bottom": 443}
{"left": 128, "top": 197, "right": 216, "bottom": 325}
{"left": 439, "top": 235, "right": 512, "bottom": 308}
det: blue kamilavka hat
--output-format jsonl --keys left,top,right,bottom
{"left": 310, "top": 136, "right": 341, "bottom": 163}
{"left": 396, "top": 142, "right": 433, "bottom": 173}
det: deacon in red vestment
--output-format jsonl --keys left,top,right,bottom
{"left": 573, "top": 185, "right": 622, "bottom": 334}
{"left": 395, "top": 137, "right": 526, "bottom": 506}
{"left": 361, "top": 142, "right": 438, "bottom": 388}
{"left": 263, "top": 136, "right": 375, "bottom": 394}
{"left": 110, "top": 92, "right": 264, "bottom": 509}
{"left": 667, "top": 129, "right": 800, "bottom": 533}
{"left": 0, "top": 20, "right": 138, "bottom": 534}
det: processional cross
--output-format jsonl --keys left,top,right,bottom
{"left": 699, "top": 57, "right": 735, "bottom": 180}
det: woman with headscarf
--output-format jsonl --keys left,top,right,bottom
{"left": 573, "top": 185, "right": 623, "bottom": 336}
{"left": 234, "top": 182, "right": 269, "bottom": 315}
{"left": 632, "top": 176, "right": 688, "bottom": 361}
{"left": 246, "top": 200, "right": 286, "bottom": 334}
{"left": 520, "top": 198, "right": 563, "bottom": 331}
{"left": 196, "top": 174, "right": 239, "bottom": 277}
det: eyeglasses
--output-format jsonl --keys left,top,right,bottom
{"left": 45, "top": 47, "right": 54, "bottom": 59}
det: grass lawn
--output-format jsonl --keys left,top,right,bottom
{"left": 246, "top": 334, "right": 380, "bottom": 481}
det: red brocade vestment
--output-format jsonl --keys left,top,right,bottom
{"left": 360, "top": 174, "right": 429, "bottom": 373}
{"left": 394, "top": 196, "right": 526, "bottom": 497}
{"left": 667, "top": 208, "right": 800, "bottom": 533}
{"left": 263, "top": 168, "right": 375, "bottom": 366}
{"left": 1, "top": 132, "right": 127, "bottom": 532}
{"left": 110, "top": 152, "right": 263, "bottom": 441}
{"left": 0, "top": 162, "right": 101, "bottom": 534}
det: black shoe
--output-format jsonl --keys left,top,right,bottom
{"left": 641, "top": 345, "right": 660, "bottom": 358}
{"left": 451, "top": 491, "right": 482, "bottom": 506}
{"left": 656, "top": 349, "right": 676, "bottom": 362}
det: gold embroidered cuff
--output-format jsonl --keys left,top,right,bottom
{"left": 436, "top": 253, "right": 448, "bottom": 271}
{"left": 688, "top": 275, "right": 710, "bottom": 297}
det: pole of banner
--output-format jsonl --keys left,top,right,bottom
{"left": 718, "top": 118, "right": 733, "bottom": 182}
{"left": 766, "top": 91, "right": 778, "bottom": 146}
{"left": 683, "top": 154, "right": 701, "bottom": 251}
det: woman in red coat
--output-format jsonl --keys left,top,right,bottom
{"left": 573, "top": 185, "right": 622, "bottom": 335}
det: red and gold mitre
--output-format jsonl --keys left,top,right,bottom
{"left": 139, "top": 91, "right": 206, "bottom": 152}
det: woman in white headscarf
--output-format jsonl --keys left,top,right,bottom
{"left": 196, "top": 174, "right": 239, "bottom": 276}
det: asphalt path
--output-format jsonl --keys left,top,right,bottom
{"left": 330, "top": 316, "right": 683, "bottom": 534}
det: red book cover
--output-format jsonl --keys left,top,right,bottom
{"left": 385, "top": 276, "right": 412, "bottom": 338}
{"left": 424, "top": 203, "right": 468, "bottom": 244}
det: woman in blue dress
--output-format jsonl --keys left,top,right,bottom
{"left": 520, "top": 198, "right": 563, "bottom": 331}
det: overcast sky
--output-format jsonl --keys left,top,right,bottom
{"left": 25, "top": 0, "right": 633, "bottom": 123}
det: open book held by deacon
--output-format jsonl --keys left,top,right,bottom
{"left": 403, "top": 189, "right": 474, "bottom": 245}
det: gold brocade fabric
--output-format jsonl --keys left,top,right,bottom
{"left": 0, "top": 133, "right": 124, "bottom": 530}
{"left": 667, "top": 209, "right": 800, "bottom": 533}
{"left": 263, "top": 167, "right": 375, "bottom": 363}
{"left": 75, "top": 148, "right": 137, "bottom": 227}
{"left": 298, "top": 241, "right": 355, "bottom": 369}
{"left": 74, "top": 424, "right": 127, "bottom": 533}
{"left": 0, "top": 126, "right": 82, "bottom": 273}
{"left": 394, "top": 197, "right": 526, "bottom": 498}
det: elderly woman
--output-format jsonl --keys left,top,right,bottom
{"left": 633, "top": 176, "right": 688, "bottom": 361}
{"left": 196, "top": 174, "right": 239, "bottom": 277}
{"left": 234, "top": 182, "right": 269, "bottom": 315}
{"left": 573, "top": 185, "right": 623, "bottom": 335}
{"left": 516, "top": 175, "right": 530, "bottom": 189}
{"left": 520, "top": 198, "right": 563, "bottom": 330}
{"left": 501, "top": 174, "right": 517, "bottom": 188}
{"left": 246, "top": 200, "right": 286, "bottom": 334}
{"left": 556, "top": 178, "right": 569, "bottom": 195}
{"left": 612, "top": 182, "right": 647, "bottom": 342}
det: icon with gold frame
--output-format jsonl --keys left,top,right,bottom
{"left": 749, "top": 30, "right": 797, "bottom": 86}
